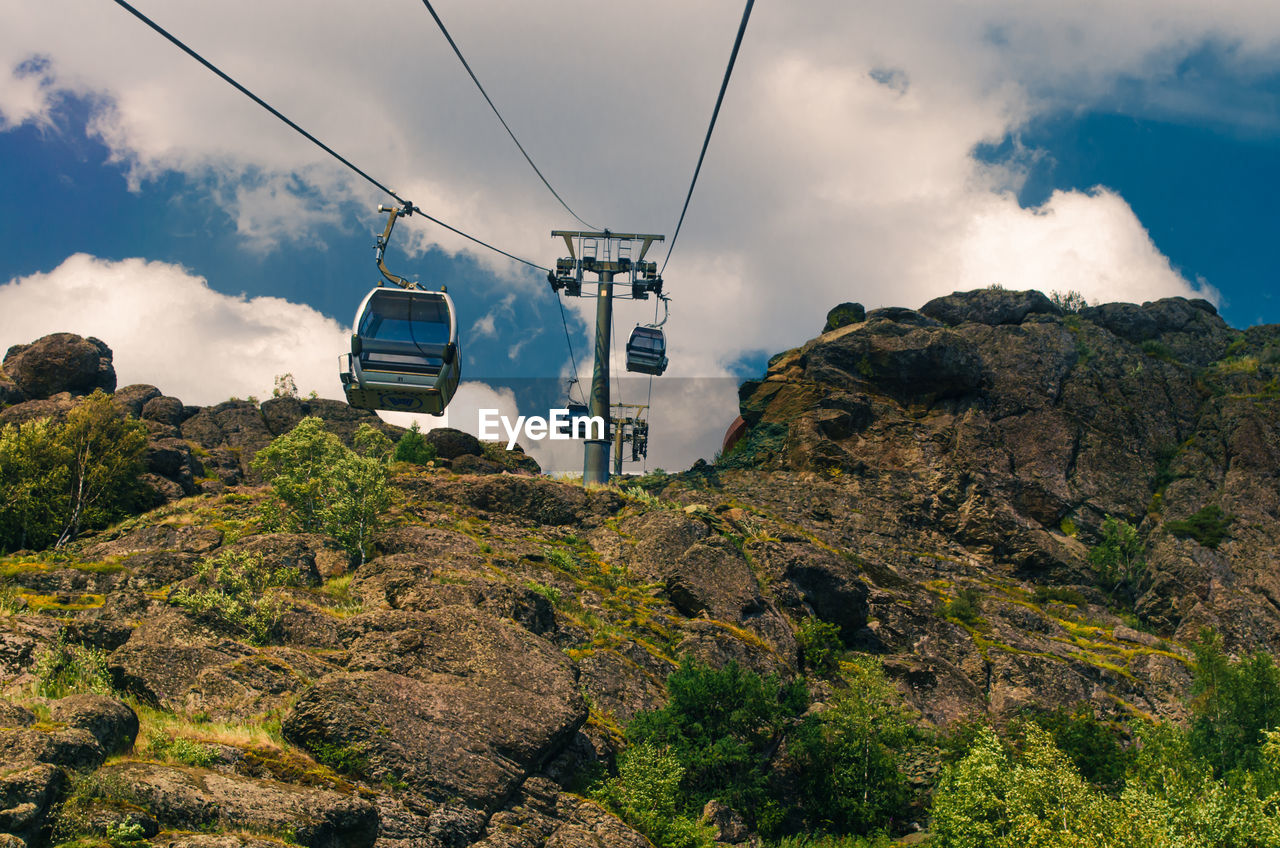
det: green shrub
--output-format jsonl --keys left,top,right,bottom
{"left": 145, "top": 731, "right": 220, "bottom": 767}
{"left": 253, "top": 418, "right": 391, "bottom": 564}
{"left": 170, "top": 550, "right": 301, "bottom": 644}
{"left": 593, "top": 741, "right": 714, "bottom": 848}
{"left": 1166, "top": 504, "right": 1233, "bottom": 549}
{"left": 944, "top": 587, "right": 982, "bottom": 624}
{"left": 0, "top": 392, "right": 148, "bottom": 552}
{"left": 105, "top": 821, "right": 148, "bottom": 848}
{"left": 1050, "top": 290, "right": 1088, "bottom": 313}
{"left": 33, "top": 630, "right": 114, "bottom": 698}
{"left": 625, "top": 658, "right": 807, "bottom": 832}
{"left": 796, "top": 617, "right": 843, "bottom": 677}
{"left": 524, "top": 579, "right": 563, "bottom": 608}
{"left": 392, "top": 421, "right": 437, "bottom": 465}
{"left": 1190, "top": 629, "right": 1280, "bottom": 776}
{"left": 1088, "top": 516, "right": 1144, "bottom": 600}
{"left": 786, "top": 658, "right": 914, "bottom": 834}
{"left": 1141, "top": 339, "right": 1176, "bottom": 362}
{"left": 1015, "top": 704, "right": 1131, "bottom": 795}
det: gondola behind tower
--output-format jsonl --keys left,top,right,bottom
{"left": 625, "top": 325, "right": 668, "bottom": 376}
{"left": 340, "top": 287, "right": 460, "bottom": 415}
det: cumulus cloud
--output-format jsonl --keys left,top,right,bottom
{"left": 2, "top": 0, "right": 1275, "bottom": 467}
{"left": 0, "top": 253, "right": 349, "bottom": 405}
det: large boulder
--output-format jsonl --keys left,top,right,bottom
{"left": 94, "top": 761, "right": 377, "bottom": 848}
{"left": 0, "top": 763, "right": 65, "bottom": 848}
{"left": 284, "top": 607, "right": 585, "bottom": 811}
{"left": 424, "top": 427, "right": 483, "bottom": 460}
{"left": 48, "top": 694, "right": 139, "bottom": 754}
{"left": 2, "top": 333, "right": 116, "bottom": 399}
{"left": 920, "top": 288, "right": 1061, "bottom": 327}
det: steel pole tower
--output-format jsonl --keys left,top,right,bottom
{"left": 583, "top": 270, "right": 613, "bottom": 485}
{"left": 549, "top": 230, "right": 664, "bottom": 487}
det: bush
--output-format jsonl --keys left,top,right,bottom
{"left": 593, "top": 741, "right": 714, "bottom": 848}
{"left": 392, "top": 421, "right": 437, "bottom": 465}
{"left": 1190, "top": 629, "right": 1280, "bottom": 776}
{"left": 1016, "top": 704, "right": 1131, "bottom": 795}
{"left": 944, "top": 587, "right": 982, "bottom": 624}
{"left": 0, "top": 392, "right": 148, "bottom": 552}
{"left": 1088, "top": 516, "right": 1144, "bottom": 600}
{"left": 796, "top": 617, "right": 843, "bottom": 677}
{"left": 625, "top": 658, "right": 807, "bottom": 832}
{"left": 1141, "top": 339, "right": 1176, "bottom": 362}
{"left": 170, "top": 550, "right": 301, "bottom": 644}
{"left": 145, "top": 731, "right": 220, "bottom": 767}
{"left": 1166, "top": 504, "right": 1233, "bottom": 549}
{"left": 34, "top": 630, "right": 114, "bottom": 698}
{"left": 1050, "top": 290, "right": 1088, "bottom": 313}
{"left": 786, "top": 658, "right": 914, "bottom": 834}
{"left": 253, "top": 418, "right": 391, "bottom": 563}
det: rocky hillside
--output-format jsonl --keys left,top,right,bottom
{"left": 1, "top": 289, "right": 1279, "bottom": 848}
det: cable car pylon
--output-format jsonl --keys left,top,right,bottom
{"left": 549, "top": 230, "right": 664, "bottom": 486}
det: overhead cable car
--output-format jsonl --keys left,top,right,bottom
{"left": 341, "top": 206, "right": 460, "bottom": 415}
{"left": 625, "top": 295, "right": 670, "bottom": 376}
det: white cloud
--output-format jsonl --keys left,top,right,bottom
{"left": 3, "top": 0, "right": 1277, "bottom": 469}
{"left": 0, "top": 253, "right": 349, "bottom": 405}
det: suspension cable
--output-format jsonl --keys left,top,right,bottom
{"left": 660, "top": 0, "right": 755, "bottom": 275}
{"left": 417, "top": 0, "right": 598, "bottom": 230}
{"left": 109, "top": 0, "right": 551, "bottom": 273}
{"left": 554, "top": 292, "right": 585, "bottom": 404}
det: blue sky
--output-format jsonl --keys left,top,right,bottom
{"left": 3, "top": 1, "right": 1280, "bottom": 471}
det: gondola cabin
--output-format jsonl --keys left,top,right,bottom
{"left": 625, "top": 325, "right": 668, "bottom": 376}
{"left": 340, "top": 287, "right": 460, "bottom": 415}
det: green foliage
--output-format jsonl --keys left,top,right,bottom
{"left": 34, "top": 630, "right": 114, "bottom": 698}
{"left": 1016, "top": 704, "right": 1132, "bottom": 795}
{"left": 1166, "top": 505, "right": 1233, "bottom": 549}
{"left": 1049, "top": 289, "right": 1088, "bottom": 313}
{"left": 523, "top": 579, "right": 563, "bottom": 608}
{"left": 145, "top": 731, "right": 220, "bottom": 767}
{"left": 252, "top": 417, "right": 391, "bottom": 563}
{"left": 625, "top": 658, "right": 807, "bottom": 832}
{"left": 1142, "top": 339, "right": 1177, "bottom": 362}
{"left": 1031, "top": 585, "right": 1087, "bottom": 608}
{"left": 1088, "top": 516, "right": 1144, "bottom": 600}
{"left": 272, "top": 372, "right": 298, "bottom": 399}
{"left": 1190, "top": 629, "right": 1280, "bottom": 777}
{"left": 945, "top": 587, "right": 982, "bottom": 624}
{"left": 0, "top": 579, "right": 23, "bottom": 615}
{"left": 392, "top": 421, "right": 437, "bottom": 465}
{"left": 105, "top": 821, "right": 148, "bottom": 848}
{"left": 593, "top": 741, "right": 714, "bottom": 848}
{"left": 169, "top": 550, "right": 301, "bottom": 645}
{"left": 932, "top": 724, "right": 1116, "bottom": 847}
{"left": 787, "top": 658, "right": 914, "bottom": 834}
{"left": 544, "top": 548, "right": 579, "bottom": 572}
{"left": 796, "top": 617, "right": 843, "bottom": 677}
{"left": 310, "top": 740, "right": 369, "bottom": 776}
{"left": 0, "top": 392, "right": 148, "bottom": 552}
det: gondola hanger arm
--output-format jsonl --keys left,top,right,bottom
{"left": 374, "top": 204, "right": 427, "bottom": 291}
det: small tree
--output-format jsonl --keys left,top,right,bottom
{"left": 1051, "top": 289, "right": 1089, "bottom": 313}
{"left": 1088, "top": 516, "right": 1144, "bottom": 601}
{"left": 251, "top": 418, "right": 391, "bottom": 563}
{"left": 0, "top": 418, "right": 71, "bottom": 551}
{"left": 392, "top": 421, "right": 437, "bottom": 465}
{"left": 272, "top": 373, "right": 299, "bottom": 399}
{"left": 55, "top": 391, "right": 148, "bottom": 547}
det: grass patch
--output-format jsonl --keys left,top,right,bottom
{"left": 1032, "top": 585, "right": 1087, "bottom": 608}
{"left": 33, "top": 630, "right": 115, "bottom": 698}
{"left": 944, "top": 587, "right": 983, "bottom": 625}
{"left": 170, "top": 549, "right": 303, "bottom": 644}
{"left": 1166, "top": 504, "right": 1233, "bottom": 549}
